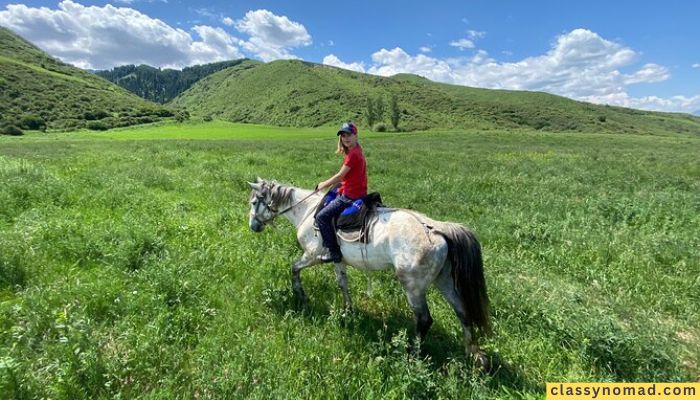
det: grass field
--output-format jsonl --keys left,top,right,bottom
{"left": 1, "top": 122, "right": 698, "bottom": 399}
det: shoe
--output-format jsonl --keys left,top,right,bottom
{"left": 319, "top": 251, "right": 342, "bottom": 263}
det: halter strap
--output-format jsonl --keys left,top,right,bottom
{"left": 254, "top": 189, "right": 320, "bottom": 226}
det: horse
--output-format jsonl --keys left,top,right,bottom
{"left": 247, "top": 178, "right": 491, "bottom": 367}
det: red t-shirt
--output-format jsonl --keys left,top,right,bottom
{"left": 340, "top": 145, "right": 367, "bottom": 199}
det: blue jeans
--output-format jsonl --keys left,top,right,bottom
{"left": 315, "top": 194, "right": 352, "bottom": 255}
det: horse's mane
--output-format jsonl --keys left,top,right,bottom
{"left": 263, "top": 180, "right": 295, "bottom": 207}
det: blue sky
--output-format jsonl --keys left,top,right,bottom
{"left": 1, "top": 0, "right": 699, "bottom": 113}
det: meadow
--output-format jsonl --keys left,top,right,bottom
{"left": 1, "top": 121, "right": 698, "bottom": 399}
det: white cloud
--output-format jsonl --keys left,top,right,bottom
{"left": 467, "top": 30, "right": 485, "bottom": 40}
{"left": 0, "top": 2, "right": 312, "bottom": 68}
{"left": 623, "top": 63, "right": 669, "bottom": 84}
{"left": 582, "top": 93, "right": 700, "bottom": 114}
{"left": 322, "top": 54, "right": 365, "bottom": 73}
{"left": 693, "top": 63, "right": 700, "bottom": 68}
{"left": 234, "top": 9, "right": 311, "bottom": 62}
{"left": 0, "top": 0, "right": 243, "bottom": 69}
{"left": 368, "top": 48, "right": 456, "bottom": 83}
{"left": 419, "top": 46, "right": 432, "bottom": 53}
{"left": 333, "top": 29, "right": 697, "bottom": 113}
{"left": 449, "top": 38, "right": 475, "bottom": 50}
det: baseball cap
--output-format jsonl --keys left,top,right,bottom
{"left": 337, "top": 122, "right": 358, "bottom": 136}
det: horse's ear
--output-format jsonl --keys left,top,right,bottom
{"left": 247, "top": 181, "right": 262, "bottom": 191}
{"left": 256, "top": 176, "right": 263, "bottom": 183}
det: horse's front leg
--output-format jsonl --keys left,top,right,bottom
{"left": 291, "top": 254, "right": 318, "bottom": 302}
{"left": 334, "top": 262, "right": 352, "bottom": 310}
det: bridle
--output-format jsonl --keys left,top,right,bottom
{"left": 251, "top": 187, "right": 320, "bottom": 227}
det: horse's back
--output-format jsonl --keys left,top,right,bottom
{"left": 339, "top": 208, "right": 449, "bottom": 271}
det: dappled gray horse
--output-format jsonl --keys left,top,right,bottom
{"left": 248, "top": 178, "right": 490, "bottom": 366}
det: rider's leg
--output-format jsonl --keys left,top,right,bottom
{"left": 315, "top": 195, "right": 351, "bottom": 262}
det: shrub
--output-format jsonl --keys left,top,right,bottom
{"left": 202, "top": 115, "right": 213, "bottom": 122}
{"left": 1, "top": 125, "right": 23, "bottom": 136}
{"left": 137, "top": 116, "right": 156, "bottom": 124}
{"left": 94, "top": 110, "right": 110, "bottom": 120}
{"left": 86, "top": 121, "right": 109, "bottom": 131}
{"left": 598, "top": 115, "right": 607, "bottom": 122}
{"left": 20, "top": 114, "right": 46, "bottom": 131}
{"left": 155, "top": 108, "right": 175, "bottom": 117}
{"left": 175, "top": 110, "right": 190, "bottom": 123}
{"left": 374, "top": 122, "right": 387, "bottom": 132}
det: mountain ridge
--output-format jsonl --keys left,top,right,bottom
{"left": 94, "top": 59, "right": 261, "bottom": 103}
{"left": 170, "top": 59, "right": 700, "bottom": 135}
{"left": 0, "top": 27, "right": 172, "bottom": 133}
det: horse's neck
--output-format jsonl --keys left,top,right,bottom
{"left": 281, "top": 188, "right": 320, "bottom": 228}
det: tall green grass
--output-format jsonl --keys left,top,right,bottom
{"left": 0, "top": 124, "right": 698, "bottom": 399}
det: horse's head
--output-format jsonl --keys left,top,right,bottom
{"left": 248, "top": 178, "right": 297, "bottom": 232}
{"left": 247, "top": 178, "right": 276, "bottom": 232}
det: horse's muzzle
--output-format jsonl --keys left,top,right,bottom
{"left": 250, "top": 219, "right": 265, "bottom": 232}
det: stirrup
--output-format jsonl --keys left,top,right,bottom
{"left": 319, "top": 252, "right": 342, "bottom": 263}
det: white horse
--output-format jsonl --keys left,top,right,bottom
{"left": 248, "top": 178, "right": 490, "bottom": 366}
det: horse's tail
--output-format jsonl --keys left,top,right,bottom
{"left": 435, "top": 222, "right": 491, "bottom": 335}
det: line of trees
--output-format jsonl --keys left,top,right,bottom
{"left": 94, "top": 60, "right": 247, "bottom": 104}
{"left": 365, "top": 94, "right": 401, "bottom": 131}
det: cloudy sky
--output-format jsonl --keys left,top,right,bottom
{"left": 1, "top": 0, "right": 699, "bottom": 114}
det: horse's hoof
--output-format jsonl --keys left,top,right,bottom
{"left": 472, "top": 350, "right": 492, "bottom": 372}
{"left": 293, "top": 289, "right": 308, "bottom": 304}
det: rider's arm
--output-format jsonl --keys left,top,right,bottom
{"left": 317, "top": 164, "right": 350, "bottom": 191}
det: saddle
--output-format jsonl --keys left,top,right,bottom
{"left": 314, "top": 191, "right": 384, "bottom": 244}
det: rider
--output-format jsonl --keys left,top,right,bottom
{"left": 315, "top": 122, "right": 367, "bottom": 263}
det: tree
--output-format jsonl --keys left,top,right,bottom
{"left": 375, "top": 96, "right": 385, "bottom": 125}
{"left": 365, "top": 97, "right": 376, "bottom": 129}
{"left": 390, "top": 95, "right": 401, "bottom": 130}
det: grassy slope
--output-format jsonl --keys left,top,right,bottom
{"left": 172, "top": 60, "right": 700, "bottom": 135}
{"left": 0, "top": 27, "right": 171, "bottom": 131}
{"left": 0, "top": 123, "right": 698, "bottom": 398}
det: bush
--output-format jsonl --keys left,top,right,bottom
{"left": 598, "top": 115, "right": 607, "bottom": 122}
{"left": 175, "top": 110, "right": 190, "bottom": 123}
{"left": 94, "top": 110, "right": 110, "bottom": 120}
{"left": 374, "top": 122, "right": 387, "bottom": 132}
{"left": 155, "top": 108, "right": 175, "bottom": 117}
{"left": 1, "top": 125, "right": 24, "bottom": 136}
{"left": 86, "top": 121, "right": 109, "bottom": 131}
{"left": 20, "top": 114, "right": 46, "bottom": 131}
{"left": 137, "top": 116, "right": 156, "bottom": 124}
{"left": 202, "top": 115, "right": 213, "bottom": 122}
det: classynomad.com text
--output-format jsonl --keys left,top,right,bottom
{"left": 546, "top": 383, "right": 699, "bottom": 400}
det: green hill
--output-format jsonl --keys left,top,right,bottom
{"left": 171, "top": 59, "right": 700, "bottom": 135}
{"left": 0, "top": 27, "right": 173, "bottom": 134}
{"left": 94, "top": 59, "right": 260, "bottom": 104}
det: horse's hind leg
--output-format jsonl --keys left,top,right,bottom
{"left": 334, "top": 262, "right": 352, "bottom": 310}
{"left": 397, "top": 275, "right": 433, "bottom": 344}
{"left": 435, "top": 266, "right": 490, "bottom": 369}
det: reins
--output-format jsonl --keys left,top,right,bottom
{"left": 254, "top": 188, "right": 320, "bottom": 226}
